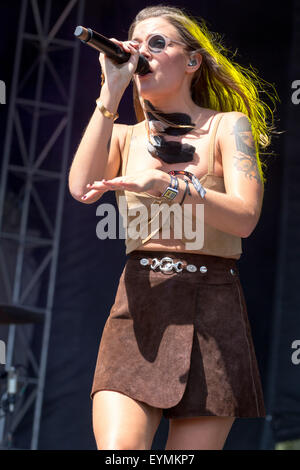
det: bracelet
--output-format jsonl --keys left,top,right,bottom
{"left": 160, "top": 174, "right": 179, "bottom": 201}
{"left": 96, "top": 98, "right": 119, "bottom": 122}
{"left": 168, "top": 170, "right": 207, "bottom": 199}
{"left": 179, "top": 178, "right": 191, "bottom": 206}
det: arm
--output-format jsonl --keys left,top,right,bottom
{"left": 155, "top": 111, "right": 264, "bottom": 238}
{"left": 68, "top": 39, "right": 140, "bottom": 204}
{"left": 68, "top": 85, "right": 127, "bottom": 204}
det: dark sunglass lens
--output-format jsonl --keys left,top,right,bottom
{"left": 148, "top": 35, "right": 166, "bottom": 52}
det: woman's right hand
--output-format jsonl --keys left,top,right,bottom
{"left": 99, "top": 39, "right": 140, "bottom": 93}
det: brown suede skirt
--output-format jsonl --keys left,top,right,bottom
{"left": 90, "top": 250, "right": 266, "bottom": 419}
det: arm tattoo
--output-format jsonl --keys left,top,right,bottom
{"left": 231, "top": 116, "right": 261, "bottom": 182}
{"left": 107, "top": 137, "right": 111, "bottom": 154}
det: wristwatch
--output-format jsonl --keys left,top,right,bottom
{"left": 160, "top": 174, "right": 179, "bottom": 201}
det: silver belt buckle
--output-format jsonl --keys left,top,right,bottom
{"left": 151, "top": 256, "right": 183, "bottom": 274}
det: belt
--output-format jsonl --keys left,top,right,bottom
{"left": 139, "top": 255, "right": 237, "bottom": 276}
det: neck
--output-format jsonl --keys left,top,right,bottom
{"left": 141, "top": 91, "right": 201, "bottom": 122}
{"left": 145, "top": 97, "right": 195, "bottom": 116}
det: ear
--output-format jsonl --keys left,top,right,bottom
{"left": 185, "top": 52, "right": 202, "bottom": 74}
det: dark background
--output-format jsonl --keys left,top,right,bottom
{"left": 0, "top": 0, "right": 299, "bottom": 450}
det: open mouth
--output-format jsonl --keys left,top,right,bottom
{"left": 140, "top": 69, "right": 153, "bottom": 76}
{"left": 141, "top": 69, "right": 152, "bottom": 75}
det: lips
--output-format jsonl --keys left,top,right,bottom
{"left": 137, "top": 71, "right": 152, "bottom": 79}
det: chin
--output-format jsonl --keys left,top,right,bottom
{"left": 136, "top": 84, "right": 158, "bottom": 100}
{"left": 137, "top": 81, "right": 173, "bottom": 101}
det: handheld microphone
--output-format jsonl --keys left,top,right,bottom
{"left": 74, "top": 26, "right": 151, "bottom": 76}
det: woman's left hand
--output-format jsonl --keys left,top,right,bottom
{"left": 81, "top": 168, "right": 166, "bottom": 201}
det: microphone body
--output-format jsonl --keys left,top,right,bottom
{"left": 74, "top": 26, "right": 150, "bottom": 76}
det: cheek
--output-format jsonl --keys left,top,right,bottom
{"left": 134, "top": 54, "right": 186, "bottom": 92}
{"left": 160, "top": 54, "right": 185, "bottom": 77}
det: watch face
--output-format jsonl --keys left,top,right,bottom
{"left": 162, "top": 188, "right": 178, "bottom": 200}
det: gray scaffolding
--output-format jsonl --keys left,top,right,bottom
{"left": 0, "top": 0, "right": 85, "bottom": 449}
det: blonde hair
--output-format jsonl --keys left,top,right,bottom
{"left": 128, "top": 4, "right": 279, "bottom": 183}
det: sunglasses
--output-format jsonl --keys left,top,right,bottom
{"left": 130, "top": 33, "right": 186, "bottom": 54}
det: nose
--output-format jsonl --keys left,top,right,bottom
{"left": 137, "top": 42, "right": 151, "bottom": 59}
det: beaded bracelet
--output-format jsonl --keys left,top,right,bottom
{"left": 168, "top": 170, "right": 206, "bottom": 199}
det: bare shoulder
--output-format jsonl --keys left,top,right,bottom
{"left": 216, "top": 111, "right": 263, "bottom": 186}
{"left": 217, "top": 111, "right": 253, "bottom": 143}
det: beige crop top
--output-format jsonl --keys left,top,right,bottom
{"left": 115, "top": 113, "right": 242, "bottom": 260}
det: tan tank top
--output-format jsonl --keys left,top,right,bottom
{"left": 115, "top": 114, "right": 242, "bottom": 259}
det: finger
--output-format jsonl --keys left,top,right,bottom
{"left": 122, "top": 41, "right": 140, "bottom": 53}
{"left": 109, "top": 38, "right": 122, "bottom": 43}
{"left": 89, "top": 176, "right": 131, "bottom": 186}
{"left": 127, "top": 46, "right": 140, "bottom": 68}
{"left": 128, "top": 40, "right": 139, "bottom": 48}
{"left": 80, "top": 188, "right": 106, "bottom": 200}
{"left": 100, "top": 176, "right": 125, "bottom": 184}
{"left": 99, "top": 179, "right": 134, "bottom": 190}
{"left": 122, "top": 43, "right": 134, "bottom": 53}
{"left": 99, "top": 39, "right": 123, "bottom": 63}
{"left": 99, "top": 180, "right": 127, "bottom": 188}
{"left": 103, "top": 178, "right": 134, "bottom": 186}
{"left": 86, "top": 182, "right": 122, "bottom": 192}
{"left": 86, "top": 180, "right": 110, "bottom": 189}
{"left": 128, "top": 44, "right": 139, "bottom": 56}
{"left": 109, "top": 38, "right": 128, "bottom": 51}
